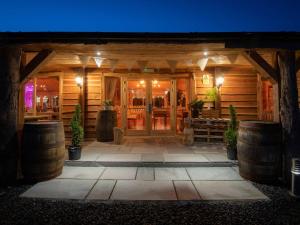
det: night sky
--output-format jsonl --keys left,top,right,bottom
{"left": 0, "top": 0, "right": 299, "bottom": 32}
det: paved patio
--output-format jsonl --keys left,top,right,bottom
{"left": 68, "top": 136, "right": 232, "bottom": 164}
{"left": 21, "top": 166, "right": 268, "bottom": 201}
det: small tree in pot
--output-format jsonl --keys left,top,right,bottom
{"left": 224, "top": 105, "right": 238, "bottom": 160}
{"left": 68, "top": 104, "right": 84, "bottom": 160}
{"left": 190, "top": 99, "right": 204, "bottom": 118}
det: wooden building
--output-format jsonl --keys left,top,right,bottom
{"left": 0, "top": 32, "right": 300, "bottom": 185}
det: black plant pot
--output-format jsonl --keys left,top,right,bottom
{"left": 227, "top": 145, "right": 237, "bottom": 160}
{"left": 68, "top": 146, "right": 81, "bottom": 160}
{"left": 191, "top": 109, "right": 199, "bottom": 118}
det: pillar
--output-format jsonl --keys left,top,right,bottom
{"left": 278, "top": 50, "right": 300, "bottom": 184}
{"left": 0, "top": 46, "right": 22, "bottom": 186}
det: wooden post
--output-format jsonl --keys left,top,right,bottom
{"left": 272, "top": 83, "right": 280, "bottom": 122}
{"left": 278, "top": 50, "right": 300, "bottom": 184}
{"left": 0, "top": 46, "right": 22, "bottom": 186}
{"left": 257, "top": 73, "right": 263, "bottom": 120}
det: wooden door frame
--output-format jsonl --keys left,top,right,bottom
{"left": 120, "top": 73, "right": 191, "bottom": 136}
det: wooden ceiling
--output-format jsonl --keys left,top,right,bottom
{"left": 22, "top": 43, "right": 279, "bottom": 72}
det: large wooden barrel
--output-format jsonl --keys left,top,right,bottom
{"left": 237, "top": 121, "right": 282, "bottom": 184}
{"left": 96, "top": 110, "right": 117, "bottom": 142}
{"left": 21, "top": 121, "right": 65, "bottom": 182}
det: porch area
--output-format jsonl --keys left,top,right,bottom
{"left": 67, "top": 136, "right": 233, "bottom": 165}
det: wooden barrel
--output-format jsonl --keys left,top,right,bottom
{"left": 237, "top": 121, "right": 282, "bottom": 184}
{"left": 96, "top": 110, "right": 117, "bottom": 142}
{"left": 21, "top": 121, "right": 65, "bottom": 182}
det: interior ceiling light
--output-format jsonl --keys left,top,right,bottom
{"left": 93, "top": 57, "right": 104, "bottom": 68}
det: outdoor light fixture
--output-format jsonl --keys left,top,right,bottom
{"left": 203, "top": 51, "right": 208, "bottom": 56}
{"left": 216, "top": 76, "right": 224, "bottom": 88}
{"left": 75, "top": 76, "right": 83, "bottom": 87}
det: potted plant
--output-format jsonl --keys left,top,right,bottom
{"left": 103, "top": 99, "right": 114, "bottom": 110}
{"left": 189, "top": 99, "right": 204, "bottom": 118}
{"left": 204, "top": 87, "right": 218, "bottom": 109}
{"left": 224, "top": 105, "right": 238, "bottom": 160}
{"left": 68, "top": 104, "right": 84, "bottom": 160}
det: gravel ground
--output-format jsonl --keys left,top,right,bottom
{"left": 0, "top": 182, "right": 300, "bottom": 225}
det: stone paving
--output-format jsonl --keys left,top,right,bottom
{"left": 71, "top": 136, "right": 231, "bottom": 163}
{"left": 21, "top": 166, "right": 268, "bottom": 201}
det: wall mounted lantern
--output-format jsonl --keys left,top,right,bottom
{"left": 75, "top": 76, "right": 83, "bottom": 88}
{"left": 216, "top": 76, "right": 224, "bottom": 89}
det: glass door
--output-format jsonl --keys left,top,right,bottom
{"left": 126, "top": 79, "right": 149, "bottom": 135}
{"left": 150, "top": 79, "right": 175, "bottom": 134}
{"left": 124, "top": 78, "right": 176, "bottom": 135}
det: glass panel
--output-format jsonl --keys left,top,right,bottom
{"left": 127, "top": 80, "right": 146, "bottom": 130}
{"left": 36, "top": 77, "right": 60, "bottom": 120}
{"left": 24, "top": 80, "right": 34, "bottom": 113}
{"left": 105, "top": 77, "right": 121, "bottom": 127}
{"left": 152, "top": 80, "right": 171, "bottom": 131}
{"left": 176, "top": 78, "right": 189, "bottom": 133}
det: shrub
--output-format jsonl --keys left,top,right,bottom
{"left": 70, "top": 104, "right": 84, "bottom": 147}
{"left": 225, "top": 105, "right": 237, "bottom": 149}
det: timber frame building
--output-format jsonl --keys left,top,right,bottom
{"left": 0, "top": 32, "right": 299, "bottom": 185}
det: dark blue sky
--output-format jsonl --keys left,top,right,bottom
{"left": 0, "top": 0, "right": 299, "bottom": 32}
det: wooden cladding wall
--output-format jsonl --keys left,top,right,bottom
{"left": 195, "top": 68, "right": 258, "bottom": 120}
{"left": 84, "top": 72, "right": 102, "bottom": 140}
{"left": 61, "top": 72, "right": 102, "bottom": 140}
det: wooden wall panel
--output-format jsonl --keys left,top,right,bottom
{"left": 84, "top": 72, "right": 102, "bottom": 140}
{"left": 61, "top": 72, "right": 102, "bottom": 141}
{"left": 195, "top": 68, "right": 258, "bottom": 120}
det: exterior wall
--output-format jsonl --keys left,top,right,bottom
{"left": 61, "top": 71, "right": 102, "bottom": 140}
{"left": 194, "top": 68, "right": 258, "bottom": 120}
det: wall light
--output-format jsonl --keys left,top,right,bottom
{"left": 75, "top": 76, "right": 83, "bottom": 87}
{"left": 216, "top": 76, "right": 224, "bottom": 88}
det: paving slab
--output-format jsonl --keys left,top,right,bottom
{"left": 57, "top": 167, "right": 105, "bottom": 179}
{"left": 187, "top": 167, "right": 243, "bottom": 180}
{"left": 100, "top": 167, "right": 137, "bottom": 180}
{"left": 141, "top": 153, "right": 164, "bottom": 162}
{"left": 21, "top": 179, "right": 96, "bottom": 200}
{"left": 79, "top": 152, "right": 101, "bottom": 161}
{"left": 202, "top": 153, "right": 229, "bottom": 162}
{"left": 193, "top": 180, "right": 269, "bottom": 200}
{"left": 136, "top": 167, "right": 154, "bottom": 180}
{"left": 155, "top": 168, "right": 190, "bottom": 180}
{"left": 164, "top": 154, "right": 209, "bottom": 162}
{"left": 96, "top": 154, "right": 141, "bottom": 162}
{"left": 86, "top": 180, "right": 116, "bottom": 200}
{"left": 174, "top": 181, "right": 201, "bottom": 200}
{"left": 110, "top": 180, "right": 177, "bottom": 200}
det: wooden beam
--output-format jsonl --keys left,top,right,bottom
{"left": 21, "top": 49, "right": 56, "bottom": 82}
{"left": 241, "top": 50, "right": 279, "bottom": 83}
{"left": 296, "top": 56, "right": 300, "bottom": 73}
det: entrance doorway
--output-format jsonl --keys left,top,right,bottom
{"left": 124, "top": 77, "right": 190, "bottom": 135}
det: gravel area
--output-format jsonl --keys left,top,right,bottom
{"left": 0, "top": 182, "right": 300, "bottom": 225}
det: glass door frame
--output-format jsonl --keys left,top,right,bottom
{"left": 122, "top": 76, "right": 177, "bottom": 136}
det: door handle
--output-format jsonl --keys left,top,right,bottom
{"left": 147, "top": 104, "right": 152, "bottom": 113}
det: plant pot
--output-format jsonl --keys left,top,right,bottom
{"left": 227, "top": 145, "right": 237, "bottom": 160}
{"left": 191, "top": 109, "right": 199, "bottom": 118}
{"left": 68, "top": 146, "right": 81, "bottom": 160}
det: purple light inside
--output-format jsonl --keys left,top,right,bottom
{"left": 24, "top": 82, "right": 34, "bottom": 109}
